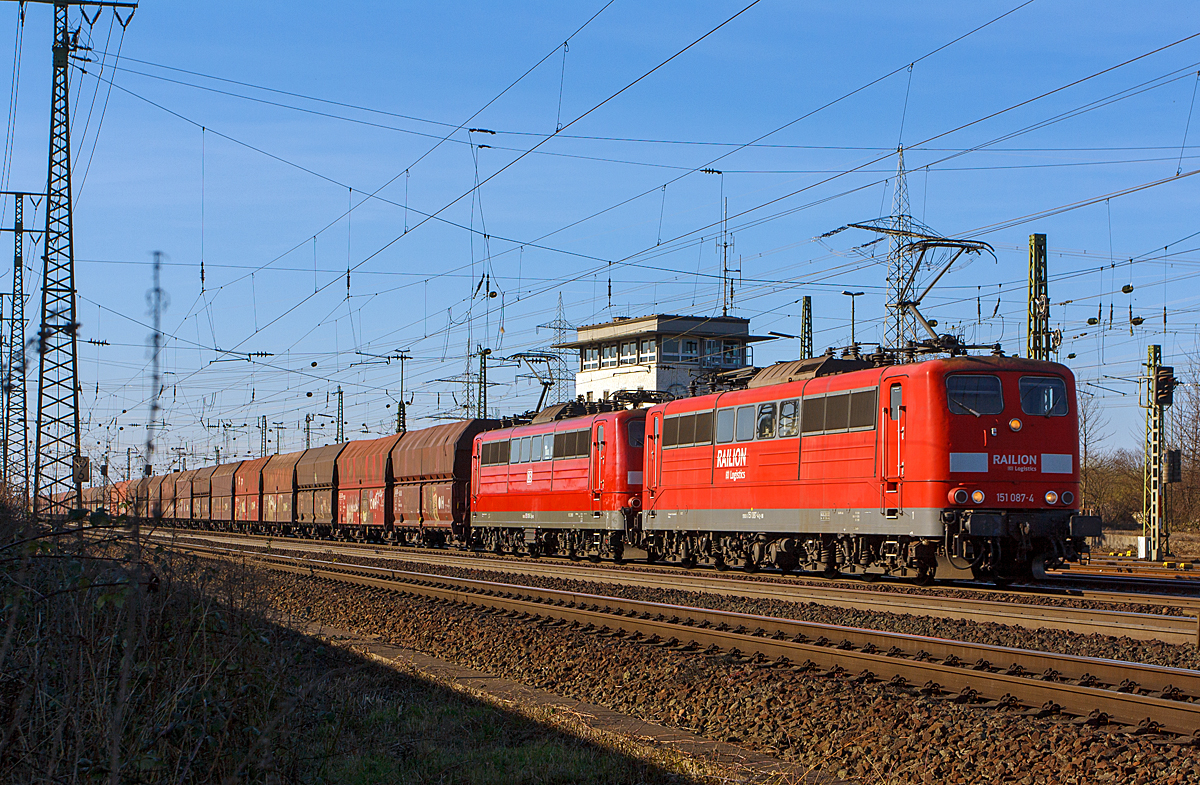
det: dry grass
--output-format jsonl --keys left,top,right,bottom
{"left": 0, "top": 499, "right": 703, "bottom": 784}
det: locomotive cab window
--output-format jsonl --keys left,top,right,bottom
{"left": 946, "top": 374, "right": 1004, "bottom": 416}
{"left": 529, "top": 435, "right": 543, "bottom": 462}
{"left": 715, "top": 408, "right": 735, "bottom": 444}
{"left": 1019, "top": 376, "right": 1068, "bottom": 416}
{"left": 628, "top": 419, "right": 645, "bottom": 449}
{"left": 756, "top": 403, "right": 777, "bottom": 439}
{"left": 778, "top": 399, "right": 799, "bottom": 437}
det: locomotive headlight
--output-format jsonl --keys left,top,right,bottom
{"left": 1061, "top": 491, "right": 1074, "bottom": 506}
{"left": 1008, "top": 418, "right": 1023, "bottom": 432}
{"left": 951, "top": 488, "right": 970, "bottom": 505}
{"left": 1045, "top": 490, "right": 1059, "bottom": 505}
{"left": 971, "top": 490, "right": 985, "bottom": 504}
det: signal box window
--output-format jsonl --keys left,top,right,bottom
{"left": 735, "top": 406, "right": 755, "bottom": 442}
{"left": 620, "top": 341, "right": 638, "bottom": 364}
{"left": 723, "top": 340, "right": 743, "bottom": 367}
{"left": 715, "top": 408, "right": 735, "bottom": 444}
{"left": 778, "top": 399, "right": 799, "bottom": 437}
{"left": 681, "top": 339, "right": 700, "bottom": 362}
{"left": 946, "top": 374, "right": 1004, "bottom": 415}
{"left": 1019, "top": 376, "right": 1068, "bottom": 416}
{"left": 601, "top": 344, "right": 619, "bottom": 368}
{"left": 639, "top": 339, "right": 656, "bottom": 364}
{"left": 661, "top": 338, "right": 681, "bottom": 361}
{"left": 582, "top": 347, "right": 599, "bottom": 370}
{"left": 756, "top": 403, "right": 777, "bottom": 439}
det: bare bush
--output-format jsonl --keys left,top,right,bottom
{"left": 0, "top": 508, "right": 316, "bottom": 783}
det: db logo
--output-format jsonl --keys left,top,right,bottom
{"left": 526, "top": 469, "right": 533, "bottom": 484}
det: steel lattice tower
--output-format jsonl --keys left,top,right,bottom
{"left": 885, "top": 147, "right": 914, "bottom": 349}
{"left": 538, "top": 293, "right": 574, "bottom": 405}
{"left": 2, "top": 193, "right": 30, "bottom": 504}
{"left": 26, "top": 1, "right": 136, "bottom": 515}
{"left": 33, "top": 3, "right": 84, "bottom": 514}
{"left": 800, "top": 296, "right": 813, "bottom": 360}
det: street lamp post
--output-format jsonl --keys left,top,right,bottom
{"left": 841, "top": 291, "right": 864, "bottom": 346}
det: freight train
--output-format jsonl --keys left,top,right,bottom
{"left": 68, "top": 352, "right": 1100, "bottom": 583}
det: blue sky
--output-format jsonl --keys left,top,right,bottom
{"left": 0, "top": 1, "right": 1197, "bottom": 473}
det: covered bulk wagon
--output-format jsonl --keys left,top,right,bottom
{"left": 160, "top": 472, "right": 180, "bottom": 519}
{"left": 337, "top": 434, "right": 404, "bottom": 538}
{"left": 147, "top": 475, "right": 168, "bottom": 519}
{"left": 211, "top": 462, "right": 240, "bottom": 525}
{"left": 191, "top": 466, "right": 218, "bottom": 522}
{"left": 262, "top": 451, "right": 303, "bottom": 530}
{"left": 234, "top": 456, "right": 270, "bottom": 529}
{"left": 131, "top": 478, "right": 150, "bottom": 518}
{"left": 174, "top": 470, "right": 197, "bottom": 521}
{"left": 110, "top": 481, "right": 131, "bottom": 515}
{"left": 295, "top": 444, "right": 346, "bottom": 536}
{"left": 391, "top": 420, "right": 494, "bottom": 545}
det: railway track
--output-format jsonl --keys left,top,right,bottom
{"left": 154, "top": 529, "right": 1200, "bottom": 646}
{"left": 149, "top": 526, "right": 1200, "bottom": 608}
{"left": 1062, "top": 555, "right": 1200, "bottom": 582}
{"left": 184, "top": 541, "right": 1200, "bottom": 737}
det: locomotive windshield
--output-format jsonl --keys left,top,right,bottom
{"left": 946, "top": 375, "right": 1004, "bottom": 416}
{"left": 1019, "top": 376, "right": 1069, "bottom": 416}
{"left": 627, "top": 419, "right": 645, "bottom": 449}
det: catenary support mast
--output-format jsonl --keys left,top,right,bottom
{"left": 21, "top": 0, "right": 136, "bottom": 515}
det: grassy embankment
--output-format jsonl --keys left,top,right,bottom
{"left": 0, "top": 505, "right": 696, "bottom": 784}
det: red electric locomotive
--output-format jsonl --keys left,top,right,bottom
{"left": 639, "top": 354, "right": 1098, "bottom": 581}
{"left": 471, "top": 403, "right": 645, "bottom": 559}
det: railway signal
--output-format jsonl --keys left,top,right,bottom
{"left": 1142, "top": 345, "right": 1170, "bottom": 560}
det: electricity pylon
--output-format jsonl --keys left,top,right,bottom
{"left": 25, "top": 0, "right": 137, "bottom": 516}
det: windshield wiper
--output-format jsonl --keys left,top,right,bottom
{"left": 950, "top": 396, "right": 982, "bottom": 418}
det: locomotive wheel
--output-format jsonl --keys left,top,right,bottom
{"left": 713, "top": 555, "right": 728, "bottom": 571}
{"left": 1029, "top": 551, "right": 1051, "bottom": 581}
{"left": 679, "top": 556, "right": 697, "bottom": 570}
{"left": 914, "top": 565, "right": 936, "bottom": 586}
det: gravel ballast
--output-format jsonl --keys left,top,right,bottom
{"left": 265, "top": 570, "right": 1200, "bottom": 785}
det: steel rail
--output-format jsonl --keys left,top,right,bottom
{"left": 191, "top": 542, "right": 1200, "bottom": 736}
{"left": 154, "top": 527, "right": 1200, "bottom": 609}
{"left": 155, "top": 530, "right": 1200, "bottom": 646}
